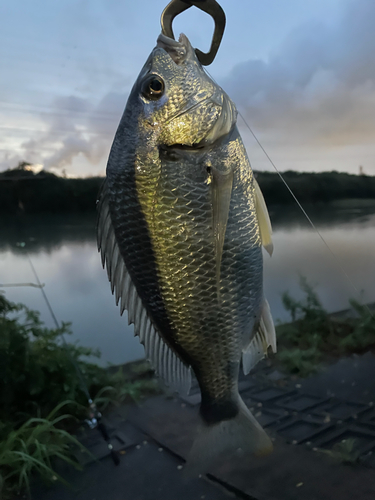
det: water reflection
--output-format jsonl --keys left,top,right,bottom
{"left": 0, "top": 213, "right": 96, "bottom": 253}
{"left": 1, "top": 204, "right": 374, "bottom": 366}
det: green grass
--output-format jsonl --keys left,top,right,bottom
{"left": 92, "top": 371, "right": 159, "bottom": 411}
{"left": 0, "top": 293, "right": 159, "bottom": 497}
{"left": 0, "top": 402, "right": 90, "bottom": 498}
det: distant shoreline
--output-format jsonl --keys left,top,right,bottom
{"left": 1, "top": 168, "right": 374, "bottom": 214}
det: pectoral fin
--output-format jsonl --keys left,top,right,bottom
{"left": 210, "top": 166, "right": 234, "bottom": 301}
{"left": 254, "top": 178, "right": 273, "bottom": 256}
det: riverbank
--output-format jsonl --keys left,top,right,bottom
{"left": 3, "top": 294, "right": 375, "bottom": 499}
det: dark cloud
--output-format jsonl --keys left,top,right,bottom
{"left": 224, "top": 0, "right": 375, "bottom": 150}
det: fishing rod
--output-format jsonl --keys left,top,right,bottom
{"left": 10, "top": 238, "right": 121, "bottom": 466}
{"left": 1, "top": 158, "right": 120, "bottom": 464}
{"left": 0, "top": 282, "right": 44, "bottom": 288}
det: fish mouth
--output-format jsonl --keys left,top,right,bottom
{"left": 155, "top": 33, "right": 237, "bottom": 147}
{"left": 157, "top": 33, "right": 193, "bottom": 65}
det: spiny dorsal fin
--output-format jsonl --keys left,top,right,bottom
{"left": 254, "top": 178, "right": 273, "bottom": 256}
{"left": 97, "top": 181, "right": 191, "bottom": 395}
{"left": 242, "top": 299, "right": 276, "bottom": 375}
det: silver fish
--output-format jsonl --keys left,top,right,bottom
{"left": 97, "top": 33, "right": 276, "bottom": 472}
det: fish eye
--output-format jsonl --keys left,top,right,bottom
{"left": 141, "top": 75, "right": 165, "bottom": 100}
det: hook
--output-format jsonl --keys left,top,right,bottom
{"left": 160, "top": 0, "right": 226, "bottom": 66}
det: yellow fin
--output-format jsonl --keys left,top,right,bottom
{"left": 254, "top": 178, "right": 273, "bottom": 256}
{"left": 211, "top": 166, "right": 234, "bottom": 301}
{"left": 242, "top": 299, "right": 276, "bottom": 375}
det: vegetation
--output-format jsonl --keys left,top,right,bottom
{"left": 0, "top": 293, "right": 158, "bottom": 498}
{"left": 277, "top": 277, "right": 375, "bottom": 376}
{"left": 2, "top": 162, "right": 375, "bottom": 214}
{"left": 255, "top": 170, "right": 375, "bottom": 206}
{"left": 1, "top": 293, "right": 107, "bottom": 421}
{"left": 0, "top": 404, "right": 88, "bottom": 498}
{"left": 0, "top": 163, "right": 102, "bottom": 214}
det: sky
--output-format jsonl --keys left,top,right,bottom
{"left": 1, "top": 0, "right": 375, "bottom": 177}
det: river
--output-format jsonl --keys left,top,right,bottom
{"left": 1, "top": 202, "right": 374, "bottom": 366}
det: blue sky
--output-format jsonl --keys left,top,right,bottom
{"left": 2, "top": 0, "right": 374, "bottom": 177}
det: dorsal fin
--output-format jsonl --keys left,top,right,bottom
{"left": 97, "top": 181, "right": 191, "bottom": 395}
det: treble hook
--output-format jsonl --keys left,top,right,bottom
{"left": 160, "top": 0, "right": 226, "bottom": 66}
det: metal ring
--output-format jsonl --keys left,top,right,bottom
{"left": 160, "top": 0, "right": 226, "bottom": 66}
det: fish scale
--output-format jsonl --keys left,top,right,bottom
{"left": 99, "top": 33, "right": 276, "bottom": 471}
{"left": 133, "top": 132, "right": 263, "bottom": 406}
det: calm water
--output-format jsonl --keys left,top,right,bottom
{"left": 1, "top": 204, "right": 375, "bottom": 366}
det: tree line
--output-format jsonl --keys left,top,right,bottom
{"left": 0, "top": 164, "right": 374, "bottom": 214}
{"left": 255, "top": 170, "right": 375, "bottom": 205}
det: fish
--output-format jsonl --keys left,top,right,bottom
{"left": 97, "top": 33, "right": 276, "bottom": 473}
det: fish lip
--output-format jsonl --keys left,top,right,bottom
{"left": 156, "top": 33, "right": 192, "bottom": 65}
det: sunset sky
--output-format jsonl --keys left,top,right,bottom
{"left": 2, "top": 0, "right": 375, "bottom": 177}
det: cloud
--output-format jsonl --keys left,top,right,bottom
{"left": 4, "top": 0, "right": 375, "bottom": 176}
{"left": 224, "top": 0, "right": 375, "bottom": 150}
{"left": 15, "top": 90, "right": 129, "bottom": 176}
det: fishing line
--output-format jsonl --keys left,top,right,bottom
{"left": 26, "top": 251, "right": 121, "bottom": 464}
{"left": 0, "top": 282, "right": 43, "bottom": 288}
{"left": 204, "top": 67, "right": 374, "bottom": 319}
{"left": 237, "top": 111, "right": 375, "bottom": 319}
{"left": 26, "top": 253, "right": 93, "bottom": 402}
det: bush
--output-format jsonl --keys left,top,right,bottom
{"left": 0, "top": 293, "right": 159, "bottom": 497}
{"left": 278, "top": 276, "right": 333, "bottom": 351}
{"left": 277, "top": 277, "right": 375, "bottom": 376}
{"left": 277, "top": 347, "right": 321, "bottom": 377}
{"left": 338, "top": 299, "right": 375, "bottom": 351}
{"left": 0, "top": 293, "right": 110, "bottom": 423}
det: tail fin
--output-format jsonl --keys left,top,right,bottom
{"left": 185, "top": 397, "right": 272, "bottom": 477}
